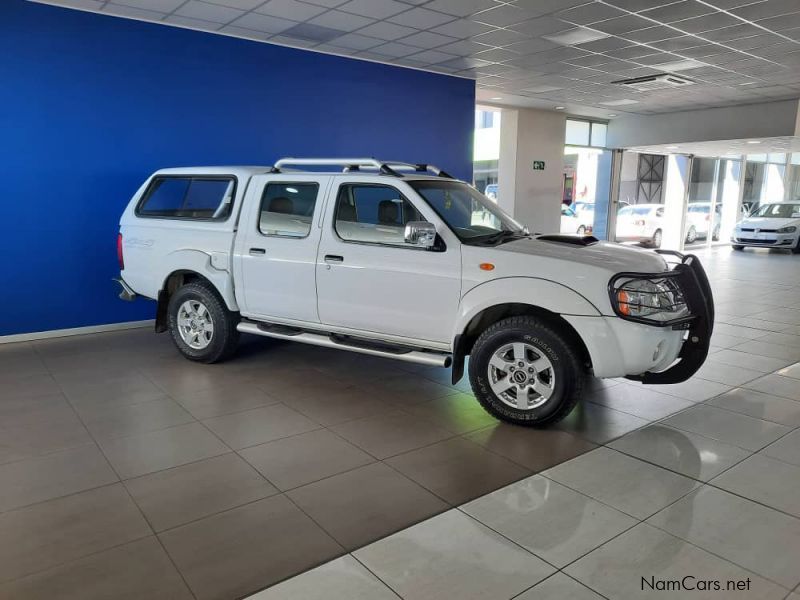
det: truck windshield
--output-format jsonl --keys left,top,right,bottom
{"left": 409, "top": 180, "right": 526, "bottom": 245}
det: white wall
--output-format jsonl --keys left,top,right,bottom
{"left": 498, "top": 107, "right": 565, "bottom": 233}
{"left": 608, "top": 100, "right": 800, "bottom": 148}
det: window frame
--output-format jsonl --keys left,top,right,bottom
{"left": 257, "top": 181, "right": 321, "bottom": 240}
{"left": 331, "top": 182, "right": 434, "bottom": 251}
{"left": 135, "top": 174, "right": 238, "bottom": 222}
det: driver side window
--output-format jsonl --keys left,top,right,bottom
{"left": 334, "top": 184, "right": 425, "bottom": 247}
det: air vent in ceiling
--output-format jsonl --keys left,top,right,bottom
{"left": 612, "top": 73, "right": 695, "bottom": 92}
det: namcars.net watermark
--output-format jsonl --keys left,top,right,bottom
{"left": 642, "top": 576, "right": 752, "bottom": 592}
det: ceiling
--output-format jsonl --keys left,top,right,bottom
{"left": 36, "top": 0, "right": 800, "bottom": 117}
{"left": 629, "top": 134, "right": 800, "bottom": 156}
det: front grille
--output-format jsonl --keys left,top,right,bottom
{"left": 738, "top": 238, "right": 775, "bottom": 244}
{"left": 740, "top": 228, "right": 777, "bottom": 233}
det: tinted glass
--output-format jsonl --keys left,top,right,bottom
{"left": 137, "top": 177, "right": 235, "bottom": 220}
{"left": 259, "top": 182, "right": 319, "bottom": 237}
{"left": 334, "top": 184, "right": 423, "bottom": 246}
{"left": 753, "top": 203, "right": 800, "bottom": 218}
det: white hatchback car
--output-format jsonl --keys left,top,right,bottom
{"left": 116, "top": 158, "right": 714, "bottom": 427}
{"left": 616, "top": 204, "right": 665, "bottom": 247}
{"left": 732, "top": 202, "right": 800, "bottom": 253}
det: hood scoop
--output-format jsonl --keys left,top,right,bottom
{"left": 536, "top": 234, "right": 600, "bottom": 246}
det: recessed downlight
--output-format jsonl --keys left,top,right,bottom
{"left": 666, "top": 145, "right": 679, "bottom": 150}
{"left": 608, "top": 113, "right": 618, "bottom": 117}
{"left": 746, "top": 140, "right": 761, "bottom": 144}
{"left": 490, "top": 96, "right": 503, "bottom": 100}
{"left": 555, "top": 106, "right": 565, "bottom": 110}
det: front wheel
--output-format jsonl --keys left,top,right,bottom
{"left": 468, "top": 316, "right": 584, "bottom": 426}
{"left": 168, "top": 281, "right": 240, "bottom": 363}
{"left": 685, "top": 225, "right": 697, "bottom": 244}
{"left": 577, "top": 225, "right": 586, "bottom": 235}
{"left": 792, "top": 238, "right": 800, "bottom": 254}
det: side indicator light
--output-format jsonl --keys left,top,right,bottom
{"left": 479, "top": 263, "right": 495, "bottom": 271}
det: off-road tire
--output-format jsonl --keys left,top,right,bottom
{"left": 168, "top": 281, "right": 240, "bottom": 363}
{"left": 468, "top": 316, "right": 584, "bottom": 427}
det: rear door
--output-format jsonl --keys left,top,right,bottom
{"left": 233, "top": 174, "right": 332, "bottom": 322}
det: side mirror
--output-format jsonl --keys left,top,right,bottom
{"left": 404, "top": 221, "right": 437, "bottom": 249}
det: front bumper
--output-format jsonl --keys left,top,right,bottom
{"left": 732, "top": 232, "right": 798, "bottom": 248}
{"left": 611, "top": 251, "right": 714, "bottom": 384}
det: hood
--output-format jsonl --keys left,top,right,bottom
{"left": 739, "top": 216, "right": 800, "bottom": 230}
{"left": 461, "top": 236, "right": 671, "bottom": 316}
{"left": 500, "top": 236, "right": 669, "bottom": 273}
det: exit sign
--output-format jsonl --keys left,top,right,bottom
{"left": 532, "top": 160, "right": 545, "bottom": 170}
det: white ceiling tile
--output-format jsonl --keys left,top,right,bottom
{"left": 543, "top": 27, "right": 609, "bottom": 45}
{"left": 199, "top": 0, "right": 263, "bottom": 9}
{"left": 106, "top": 0, "right": 182, "bottom": 11}
{"left": 472, "top": 5, "right": 543, "bottom": 27}
{"left": 37, "top": 0, "right": 104, "bottom": 9}
{"left": 405, "top": 49, "right": 459, "bottom": 63}
{"left": 370, "top": 41, "right": 422, "bottom": 57}
{"left": 255, "top": 0, "right": 328, "bottom": 21}
{"left": 327, "top": 32, "right": 383, "bottom": 49}
{"left": 337, "top": 0, "right": 410, "bottom": 19}
{"left": 388, "top": 7, "right": 456, "bottom": 28}
{"left": 102, "top": 3, "right": 167, "bottom": 19}
{"left": 300, "top": 0, "right": 348, "bottom": 6}
{"left": 176, "top": 1, "right": 244, "bottom": 24}
{"left": 229, "top": 12, "right": 298, "bottom": 33}
{"left": 356, "top": 20, "right": 418, "bottom": 39}
{"left": 430, "top": 18, "right": 495, "bottom": 38}
{"left": 309, "top": 9, "right": 374, "bottom": 30}
{"left": 163, "top": 14, "right": 222, "bottom": 30}
{"left": 425, "top": 0, "right": 500, "bottom": 17}
{"left": 400, "top": 30, "right": 457, "bottom": 48}
{"left": 471, "top": 27, "right": 530, "bottom": 46}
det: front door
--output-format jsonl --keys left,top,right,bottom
{"left": 234, "top": 174, "right": 331, "bottom": 322}
{"left": 315, "top": 180, "right": 461, "bottom": 345}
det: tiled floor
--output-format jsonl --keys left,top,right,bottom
{"left": 1, "top": 246, "right": 800, "bottom": 599}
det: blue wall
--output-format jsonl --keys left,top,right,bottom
{"left": 0, "top": 0, "right": 474, "bottom": 336}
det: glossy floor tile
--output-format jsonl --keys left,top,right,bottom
{"left": 354, "top": 509, "right": 555, "bottom": 600}
{"left": 648, "top": 486, "right": 800, "bottom": 589}
{"left": 711, "top": 453, "right": 800, "bottom": 518}
{"left": 463, "top": 475, "right": 637, "bottom": 568}
{"left": 542, "top": 447, "right": 699, "bottom": 519}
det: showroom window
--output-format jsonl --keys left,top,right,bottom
{"left": 565, "top": 118, "right": 607, "bottom": 148}
{"left": 334, "top": 184, "right": 423, "bottom": 246}
{"left": 258, "top": 182, "right": 319, "bottom": 238}
{"left": 137, "top": 176, "right": 235, "bottom": 220}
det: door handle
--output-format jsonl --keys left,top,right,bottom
{"left": 324, "top": 254, "right": 344, "bottom": 263}
{"left": 249, "top": 247, "right": 266, "bottom": 255}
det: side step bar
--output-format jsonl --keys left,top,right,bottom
{"left": 236, "top": 322, "right": 452, "bottom": 368}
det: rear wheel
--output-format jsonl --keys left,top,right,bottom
{"left": 469, "top": 316, "right": 584, "bottom": 426}
{"left": 651, "top": 229, "right": 663, "bottom": 248}
{"left": 712, "top": 225, "right": 720, "bottom": 241}
{"left": 168, "top": 281, "right": 239, "bottom": 363}
{"left": 685, "top": 225, "right": 697, "bottom": 244}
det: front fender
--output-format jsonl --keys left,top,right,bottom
{"left": 453, "top": 277, "right": 602, "bottom": 339}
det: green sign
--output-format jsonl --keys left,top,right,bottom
{"left": 532, "top": 160, "right": 545, "bottom": 170}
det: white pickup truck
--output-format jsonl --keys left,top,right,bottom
{"left": 116, "top": 158, "right": 714, "bottom": 426}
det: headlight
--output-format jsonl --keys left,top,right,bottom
{"left": 613, "top": 277, "right": 690, "bottom": 323}
{"left": 777, "top": 226, "right": 797, "bottom": 234}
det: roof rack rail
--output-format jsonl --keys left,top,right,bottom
{"left": 272, "top": 158, "right": 454, "bottom": 179}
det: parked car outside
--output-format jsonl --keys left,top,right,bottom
{"left": 685, "top": 202, "right": 721, "bottom": 243}
{"left": 484, "top": 183, "right": 498, "bottom": 200}
{"left": 615, "top": 204, "right": 665, "bottom": 247}
{"left": 560, "top": 203, "right": 590, "bottom": 234}
{"left": 732, "top": 201, "right": 800, "bottom": 253}
{"left": 116, "top": 158, "right": 713, "bottom": 427}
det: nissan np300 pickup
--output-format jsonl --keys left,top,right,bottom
{"left": 116, "top": 158, "right": 714, "bottom": 426}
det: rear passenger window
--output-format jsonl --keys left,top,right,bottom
{"left": 334, "top": 184, "right": 424, "bottom": 246}
{"left": 137, "top": 176, "right": 235, "bottom": 220}
{"left": 259, "top": 182, "right": 319, "bottom": 238}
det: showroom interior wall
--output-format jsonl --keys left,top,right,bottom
{"left": 0, "top": 0, "right": 475, "bottom": 338}
{"left": 497, "top": 107, "right": 565, "bottom": 233}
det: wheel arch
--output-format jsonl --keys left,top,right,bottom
{"left": 156, "top": 269, "right": 237, "bottom": 333}
{"left": 452, "top": 302, "right": 592, "bottom": 384}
